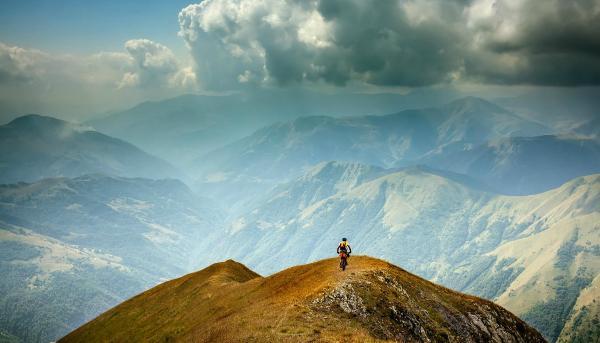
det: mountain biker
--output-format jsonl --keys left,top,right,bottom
{"left": 337, "top": 238, "right": 351, "bottom": 270}
{"left": 337, "top": 237, "right": 352, "bottom": 256}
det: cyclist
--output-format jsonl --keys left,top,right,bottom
{"left": 337, "top": 238, "right": 352, "bottom": 270}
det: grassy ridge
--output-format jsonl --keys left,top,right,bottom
{"left": 60, "top": 256, "right": 545, "bottom": 342}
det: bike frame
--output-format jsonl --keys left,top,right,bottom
{"left": 339, "top": 252, "right": 348, "bottom": 270}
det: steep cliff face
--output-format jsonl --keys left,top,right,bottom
{"left": 60, "top": 256, "right": 545, "bottom": 343}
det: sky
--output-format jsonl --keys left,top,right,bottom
{"left": 0, "top": 0, "right": 599, "bottom": 122}
{"left": 0, "top": 0, "right": 190, "bottom": 57}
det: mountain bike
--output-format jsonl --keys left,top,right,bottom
{"left": 339, "top": 252, "right": 349, "bottom": 271}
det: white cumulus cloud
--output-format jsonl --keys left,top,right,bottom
{"left": 0, "top": 39, "right": 195, "bottom": 121}
{"left": 119, "top": 39, "right": 196, "bottom": 89}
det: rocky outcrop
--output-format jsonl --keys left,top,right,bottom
{"left": 312, "top": 270, "right": 544, "bottom": 342}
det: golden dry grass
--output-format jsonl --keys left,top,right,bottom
{"left": 60, "top": 256, "right": 544, "bottom": 343}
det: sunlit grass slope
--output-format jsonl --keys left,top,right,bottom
{"left": 60, "top": 256, "right": 545, "bottom": 342}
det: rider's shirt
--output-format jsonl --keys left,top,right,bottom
{"left": 338, "top": 241, "right": 350, "bottom": 253}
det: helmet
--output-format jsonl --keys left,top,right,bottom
{"left": 342, "top": 237, "right": 347, "bottom": 241}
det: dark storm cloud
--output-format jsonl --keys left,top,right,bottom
{"left": 464, "top": 0, "right": 600, "bottom": 86}
{"left": 178, "top": 0, "right": 467, "bottom": 89}
{"left": 178, "top": 0, "right": 600, "bottom": 89}
{"left": 314, "top": 0, "right": 467, "bottom": 86}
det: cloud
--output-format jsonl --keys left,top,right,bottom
{"left": 0, "top": 43, "right": 46, "bottom": 82}
{"left": 0, "top": 42, "right": 131, "bottom": 87}
{"left": 0, "top": 40, "right": 195, "bottom": 121}
{"left": 464, "top": 0, "right": 600, "bottom": 85}
{"left": 120, "top": 39, "right": 196, "bottom": 89}
{"left": 178, "top": 0, "right": 600, "bottom": 89}
{"left": 0, "top": 40, "right": 194, "bottom": 92}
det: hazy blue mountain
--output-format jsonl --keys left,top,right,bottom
{"left": 229, "top": 161, "right": 389, "bottom": 226}
{"left": 230, "top": 161, "right": 494, "bottom": 229}
{"left": 433, "top": 96, "right": 550, "bottom": 144}
{"left": 206, "top": 162, "right": 599, "bottom": 341}
{"left": 421, "top": 135, "right": 600, "bottom": 195}
{"left": 494, "top": 87, "right": 600, "bottom": 133}
{"left": 87, "top": 90, "right": 460, "bottom": 167}
{"left": 0, "top": 115, "right": 181, "bottom": 184}
{"left": 0, "top": 175, "right": 221, "bottom": 342}
{"left": 191, "top": 97, "right": 549, "bottom": 207}
{"left": 192, "top": 112, "right": 440, "bottom": 211}
{"left": 88, "top": 94, "right": 251, "bottom": 167}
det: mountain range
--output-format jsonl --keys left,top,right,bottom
{"left": 191, "top": 97, "right": 556, "bottom": 209}
{"left": 0, "top": 94, "right": 598, "bottom": 342}
{"left": 208, "top": 161, "right": 599, "bottom": 342}
{"left": 88, "top": 90, "right": 458, "bottom": 167}
{"left": 420, "top": 134, "right": 600, "bottom": 194}
{"left": 0, "top": 115, "right": 181, "bottom": 184}
{"left": 494, "top": 88, "right": 600, "bottom": 134}
{"left": 0, "top": 175, "right": 220, "bottom": 342}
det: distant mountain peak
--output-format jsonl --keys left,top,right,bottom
{"left": 9, "top": 114, "right": 67, "bottom": 127}
{"left": 290, "top": 115, "right": 337, "bottom": 131}
{"left": 445, "top": 96, "right": 511, "bottom": 114}
{"left": 0, "top": 114, "right": 181, "bottom": 184}
{"left": 304, "top": 161, "right": 382, "bottom": 178}
{"left": 7, "top": 114, "right": 94, "bottom": 133}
